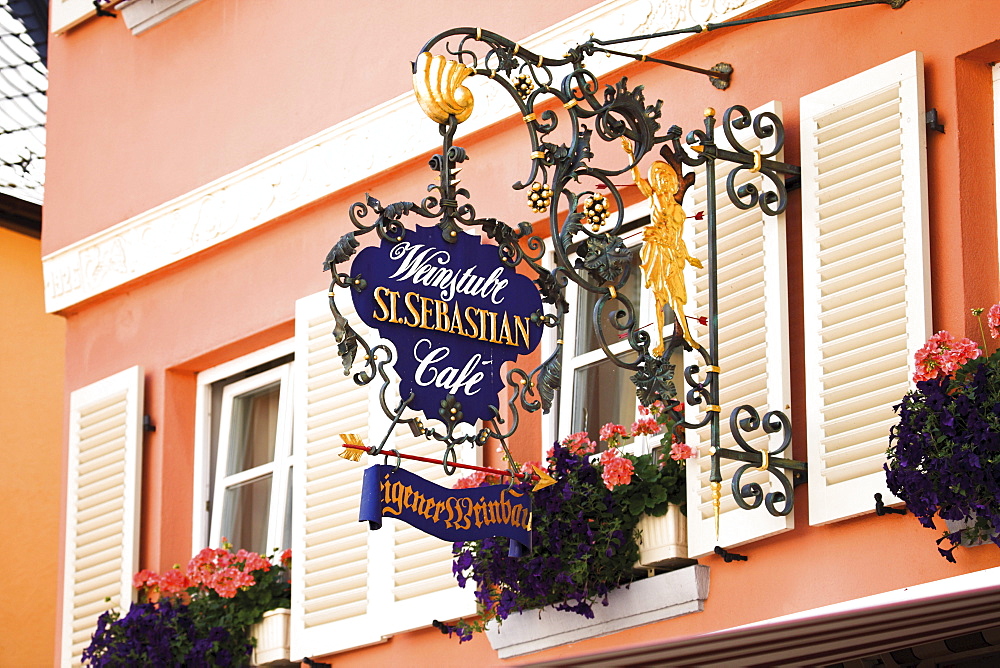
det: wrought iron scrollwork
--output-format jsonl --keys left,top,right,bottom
{"left": 664, "top": 107, "right": 807, "bottom": 525}
{"left": 726, "top": 406, "right": 799, "bottom": 517}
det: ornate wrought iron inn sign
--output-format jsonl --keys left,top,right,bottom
{"left": 326, "top": 0, "right": 909, "bottom": 541}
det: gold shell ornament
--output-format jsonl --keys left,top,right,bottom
{"left": 413, "top": 52, "right": 475, "bottom": 124}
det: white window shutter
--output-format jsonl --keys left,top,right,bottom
{"left": 801, "top": 51, "right": 931, "bottom": 525}
{"left": 51, "top": 0, "right": 99, "bottom": 34}
{"left": 291, "top": 290, "right": 384, "bottom": 658}
{"left": 380, "top": 425, "right": 477, "bottom": 635}
{"left": 61, "top": 366, "right": 144, "bottom": 666}
{"left": 684, "top": 102, "right": 793, "bottom": 557}
{"left": 291, "top": 289, "right": 475, "bottom": 659}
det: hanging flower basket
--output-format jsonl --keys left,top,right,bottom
{"left": 886, "top": 312, "right": 1000, "bottom": 561}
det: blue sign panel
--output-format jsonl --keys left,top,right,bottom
{"left": 360, "top": 465, "right": 531, "bottom": 555}
{"left": 351, "top": 225, "right": 543, "bottom": 423}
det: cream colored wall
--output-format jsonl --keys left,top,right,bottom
{"left": 0, "top": 226, "right": 65, "bottom": 663}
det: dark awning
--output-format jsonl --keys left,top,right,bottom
{"left": 530, "top": 567, "right": 1000, "bottom": 667}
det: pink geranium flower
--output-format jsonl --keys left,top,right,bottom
{"left": 913, "top": 330, "right": 982, "bottom": 382}
{"left": 599, "top": 449, "right": 634, "bottom": 490}
{"left": 157, "top": 567, "right": 191, "bottom": 595}
{"left": 989, "top": 304, "right": 1000, "bottom": 339}
{"left": 630, "top": 417, "right": 660, "bottom": 436}
{"left": 520, "top": 460, "right": 542, "bottom": 478}
{"left": 639, "top": 400, "right": 667, "bottom": 417}
{"left": 453, "top": 470, "right": 489, "bottom": 489}
{"left": 560, "top": 431, "right": 597, "bottom": 456}
{"left": 599, "top": 422, "right": 629, "bottom": 448}
{"left": 133, "top": 569, "right": 158, "bottom": 591}
{"left": 669, "top": 441, "right": 695, "bottom": 460}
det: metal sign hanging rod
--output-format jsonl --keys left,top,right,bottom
{"left": 588, "top": 0, "right": 909, "bottom": 48}
{"left": 585, "top": 46, "right": 734, "bottom": 88}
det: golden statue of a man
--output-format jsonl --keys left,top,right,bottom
{"left": 622, "top": 137, "right": 702, "bottom": 355}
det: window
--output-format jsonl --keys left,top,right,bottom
{"left": 558, "top": 207, "right": 684, "bottom": 452}
{"left": 560, "top": 239, "right": 642, "bottom": 439}
{"left": 210, "top": 363, "right": 294, "bottom": 554}
{"left": 193, "top": 342, "right": 295, "bottom": 554}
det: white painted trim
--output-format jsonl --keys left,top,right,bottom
{"left": 51, "top": 0, "right": 98, "bottom": 35}
{"left": 540, "top": 237, "right": 558, "bottom": 457}
{"left": 42, "top": 0, "right": 777, "bottom": 313}
{"left": 995, "top": 63, "right": 1000, "bottom": 262}
{"left": 485, "top": 565, "right": 709, "bottom": 659}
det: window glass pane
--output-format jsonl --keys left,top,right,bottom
{"left": 576, "top": 252, "right": 642, "bottom": 355}
{"left": 570, "top": 358, "right": 635, "bottom": 443}
{"left": 221, "top": 475, "right": 272, "bottom": 554}
{"left": 226, "top": 383, "right": 279, "bottom": 475}
{"left": 282, "top": 465, "right": 293, "bottom": 550}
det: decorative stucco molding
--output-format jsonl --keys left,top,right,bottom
{"left": 43, "top": 0, "right": 773, "bottom": 312}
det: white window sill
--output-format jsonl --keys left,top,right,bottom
{"left": 117, "top": 0, "right": 204, "bottom": 34}
{"left": 485, "top": 564, "right": 709, "bottom": 659}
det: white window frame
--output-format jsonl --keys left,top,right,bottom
{"left": 192, "top": 339, "right": 295, "bottom": 550}
{"left": 540, "top": 238, "right": 560, "bottom": 454}
{"left": 208, "top": 362, "right": 294, "bottom": 554}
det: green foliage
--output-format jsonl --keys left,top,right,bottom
{"left": 614, "top": 449, "right": 685, "bottom": 518}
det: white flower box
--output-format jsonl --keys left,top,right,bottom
{"left": 486, "top": 565, "right": 709, "bottom": 658}
{"left": 635, "top": 503, "right": 689, "bottom": 569}
{"left": 250, "top": 608, "right": 292, "bottom": 667}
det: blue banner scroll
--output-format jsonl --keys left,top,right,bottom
{"left": 360, "top": 465, "right": 531, "bottom": 556}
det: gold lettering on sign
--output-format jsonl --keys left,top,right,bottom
{"left": 371, "top": 287, "right": 534, "bottom": 349}
{"left": 380, "top": 473, "right": 530, "bottom": 531}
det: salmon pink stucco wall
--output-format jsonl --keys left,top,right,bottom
{"left": 42, "top": 0, "right": 597, "bottom": 253}
{"left": 44, "top": 0, "right": 1000, "bottom": 664}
